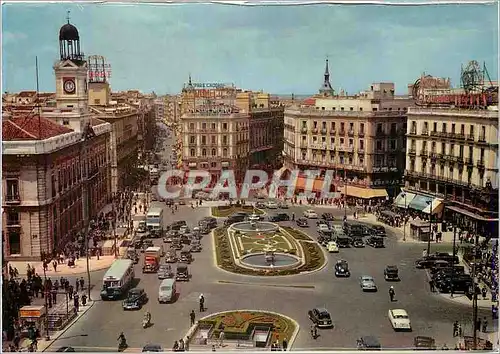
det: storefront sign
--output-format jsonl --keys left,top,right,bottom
{"left": 20, "top": 308, "right": 44, "bottom": 318}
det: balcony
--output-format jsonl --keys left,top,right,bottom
{"left": 329, "top": 129, "right": 336, "bottom": 135}
{"left": 408, "top": 148, "right": 417, "bottom": 156}
{"left": 310, "top": 143, "right": 327, "bottom": 150}
{"left": 300, "top": 127, "right": 308, "bottom": 134}
{"left": 4, "top": 194, "right": 20, "bottom": 204}
{"left": 347, "top": 130, "right": 354, "bottom": 137}
{"left": 478, "top": 134, "right": 486, "bottom": 143}
{"left": 338, "top": 145, "right": 354, "bottom": 153}
{"left": 300, "top": 141, "right": 308, "bottom": 148}
{"left": 419, "top": 150, "right": 428, "bottom": 157}
{"left": 477, "top": 159, "right": 485, "bottom": 168}
{"left": 339, "top": 130, "right": 346, "bottom": 135}
{"left": 358, "top": 131, "right": 365, "bottom": 137}
{"left": 408, "top": 129, "right": 417, "bottom": 136}
{"left": 466, "top": 134, "right": 475, "bottom": 141}
{"left": 465, "top": 157, "right": 473, "bottom": 165}
{"left": 358, "top": 148, "right": 365, "bottom": 154}
{"left": 448, "top": 132, "right": 465, "bottom": 140}
{"left": 430, "top": 152, "right": 438, "bottom": 161}
{"left": 6, "top": 217, "right": 20, "bottom": 227}
{"left": 312, "top": 127, "right": 319, "bottom": 134}
{"left": 320, "top": 128, "right": 327, "bottom": 135}
{"left": 421, "top": 130, "right": 429, "bottom": 136}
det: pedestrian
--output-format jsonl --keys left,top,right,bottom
{"left": 282, "top": 338, "right": 288, "bottom": 351}
{"left": 75, "top": 281, "right": 79, "bottom": 293}
{"left": 218, "top": 330, "right": 224, "bottom": 348}
{"left": 79, "top": 277, "right": 85, "bottom": 290}
{"left": 458, "top": 323, "right": 463, "bottom": 337}
{"left": 179, "top": 338, "right": 185, "bottom": 351}
{"left": 13, "top": 333, "right": 20, "bottom": 350}
{"left": 476, "top": 317, "right": 482, "bottom": 332}
{"left": 51, "top": 288, "right": 57, "bottom": 304}
{"left": 453, "top": 321, "right": 459, "bottom": 337}
{"left": 53, "top": 261, "right": 57, "bottom": 272}
{"left": 482, "top": 317, "right": 488, "bottom": 333}
{"left": 190, "top": 310, "right": 196, "bottom": 326}
{"left": 429, "top": 279, "right": 435, "bottom": 292}
{"left": 199, "top": 294, "right": 205, "bottom": 312}
{"left": 389, "top": 286, "right": 395, "bottom": 302}
{"left": 74, "top": 293, "right": 80, "bottom": 312}
{"left": 482, "top": 287, "right": 487, "bottom": 300}
{"left": 185, "top": 336, "right": 190, "bottom": 351}
{"left": 68, "top": 286, "right": 73, "bottom": 300}
{"left": 81, "top": 294, "right": 87, "bottom": 306}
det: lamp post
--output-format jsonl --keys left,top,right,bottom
{"left": 450, "top": 225, "right": 457, "bottom": 297}
{"left": 401, "top": 193, "right": 407, "bottom": 241}
{"left": 426, "top": 200, "right": 432, "bottom": 256}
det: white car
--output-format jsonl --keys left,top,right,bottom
{"left": 388, "top": 309, "right": 412, "bottom": 331}
{"left": 266, "top": 201, "right": 279, "bottom": 209}
{"left": 327, "top": 241, "right": 339, "bottom": 253}
{"left": 304, "top": 209, "right": 318, "bottom": 219}
{"left": 317, "top": 224, "right": 330, "bottom": 233}
{"left": 248, "top": 214, "right": 260, "bottom": 222}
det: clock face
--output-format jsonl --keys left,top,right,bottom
{"left": 63, "top": 79, "right": 76, "bottom": 94}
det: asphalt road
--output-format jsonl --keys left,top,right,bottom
{"left": 45, "top": 125, "right": 490, "bottom": 352}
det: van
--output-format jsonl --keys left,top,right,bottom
{"left": 158, "top": 278, "right": 176, "bottom": 303}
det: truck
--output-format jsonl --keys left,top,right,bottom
{"left": 146, "top": 208, "right": 164, "bottom": 238}
{"left": 142, "top": 246, "right": 164, "bottom": 273}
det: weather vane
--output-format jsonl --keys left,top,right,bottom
{"left": 66, "top": 10, "right": 71, "bottom": 24}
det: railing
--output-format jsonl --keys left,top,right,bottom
{"left": 408, "top": 148, "right": 416, "bottom": 155}
{"left": 5, "top": 194, "right": 20, "bottom": 203}
{"left": 408, "top": 129, "right": 417, "bottom": 135}
{"left": 389, "top": 130, "right": 398, "bottom": 136}
{"left": 405, "top": 170, "right": 471, "bottom": 187}
{"left": 421, "top": 130, "right": 429, "bottom": 136}
{"left": 312, "top": 128, "right": 318, "bottom": 134}
{"left": 320, "top": 128, "right": 327, "bottom": 135}
{"left": 477, "top": 159, "right": 485, "bottom": 167}
{"left": 347, "top": 130, "right": 354, "bottom": 136}
{"left": 465, "top": 157, "right": 473, "bottom": 165}
{"left": 430, "top": 152, "right": 438, "bottom": 160}
{"left": 478, "top": 134, "right": 486, "bottom": 143}
{"left": 338, "top": 146, "right": 354, "bottom": 153}
{"left": 329, "top": 129, "right": 336, "bottom": 135}
{"left": 310, "top": 143, "right": 327, "bottom": 150}
{"left": 358, "top": 148, "right": 365, "bottom": 154}
{"left": 285, "top": 108, "right": 406, "bottom": 118}
{"left": 448, "top": 132, "right": 465, "bottom": 140}
{"left": 300, "top": 142, "right": 308, "bottom": 148}
{"left": 6, "top": 218, "right": 20, "bottom": 226}
{"left": 466, "top": 134, "right": 475, "bottom": 141}
{"left": 420, "top": 150, "right": 428, "bottom": 157}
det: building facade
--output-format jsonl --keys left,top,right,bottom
{"left": 2, "top": 20, "right": 112, "bottom": 261}
{"left": 404, "top": 106, "right": 498, "bottom": 237}
{"left": 283, "top": 61, "right": 413, "bottom": 199}
{"left": 179, "top": 79, "right": 284, "bottom": 183}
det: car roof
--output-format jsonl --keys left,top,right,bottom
{"left": 129, "top": 288, "right": 143, "bottom": 294}
{"left": 391, "top": 309, "right": 408, "bottom": 316}
{"left": 361, "top": 275, "right": 373, "bottom": 279}
{"left": 177, "top": 264, "right": 188, "bottom": 270}
{"left": 315, "top": 307, "right": 329, "bottom": 313}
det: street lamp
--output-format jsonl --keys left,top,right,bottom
{"left": 426, "top": 200, "right": 432, "bottom": 256}
{"left": 401, "top": 193, "right": 407, "bottom": 241}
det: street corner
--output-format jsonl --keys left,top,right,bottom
{"left": 40, "top": 300, "right": 96, "bottom": 352}
{"left": 436, "top": 291, "right": 497, "bottom": 310}
{"left": 33, "top": 256, "right": 116, "bottom": 276}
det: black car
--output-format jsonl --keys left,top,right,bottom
{"left": 366, "top": 236, "right": 384, "bottom": 248}
{"left": 269, "top": 213, "right": 290, "bottom": 222}
{"left": 56, "top": 347, "right": 75, "bottom": 352}
{"left": 165, "top": 199, "right": 174, "bottom": 206}
{"left": 308, "top": 307, "right": 333, "bottom": 328}
{"left": 199, "top": 217, "right": 217, "bottom": 229}
{"left": 334, "top": 260, "right": 350, "bottom": 277}
{"left": 352, "top": 237, "right": 365, "bottom": 248}
{"left": 141, "top": 240, "right": 154, "bottom": 253}
{"left": 176, "top": 264, "right": 190, "bottom": 281}
{"left": 224, "top": 214, "right": 246, "bottom": 226}
{"left": 321, "top": 213, "right": 335, "bottom": 221}
{"left": 372, "top": 225, "right": 386, "bottom": 237}
{"left": 170, "top": 220, "right": 187, "bottom": 231}
{"left": 142, "top": 344, "right": 163, "bottom": 352}
{"left": 337, "top": 236, "right": 351, "bottom": 248}
{"left": 122, "top": 288, "right": 148, "bottom": 310}
{"left": 134, "top": 240, "right": 143, "bottom": 250}
{"left": 296, "top": 217, "right": 309, "bottom": 227}
{"left": 384, "top": 265, "right": 400, "bottom": 281}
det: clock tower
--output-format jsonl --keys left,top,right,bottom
{"left": 54, "top": 16, "right": 88, "bottom": 111}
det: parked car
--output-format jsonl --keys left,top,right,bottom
{"left": 317, "top": 224, "right": 330, "bottom": 233}
{"left": 296, "top": 218, "right": 309, "bottom": 227}
{"left": 388, "top": 309, "right": 412, "bottom": 331}
{"left": 352, "top": 237, "right": 365, "bottom": 248}
{"left": 268, "top": 213, "right": 290, "bottom": 222}
{"left": 337, "top": 235, "right": 351, "bottom": 248}
{"left": 334, "top": 260, "right": 350, "bottom": 277}
{"left": 359, "top": 276, "right": 377, "bottom": 292}
{"left": 366, "top": 236, "right": 384, "bottom": 248}
{"left": 308, "top": 307, "right": 333, "bottom": 328}
{"left": 255, "top": 202, "right": 266, "bottom": 209}
{"left": 321, "top": 213, "right": 335, "bottom": 221}
{"left": 304, "top": 209, "right": 318, "bottom": 219}
{"left": 122, "top": 288, "right": 148, "bottom": 310}
{"left": 384, "top": 265, "right": 400, "bottom": 281}
{"left": 200, "top": 225, "right": 211, "bottom": 235}
{"left": 278, "top": 201, "right": 289, "bottom": 209}
{"left": 372, "top": 225, "right": 387, "bottom": 237}
{"left": 199, "top": 217, "right": 217, "bottom": 229}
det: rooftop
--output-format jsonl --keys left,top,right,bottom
{"left": 2, "top": 116, "right": 73, "bottom": 141}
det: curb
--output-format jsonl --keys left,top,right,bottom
{"left": 184, "top": 310, "right": 300, "bottom": 351}
{"left": 217, "top": 280, "right": 315, "bottom": 289}
{"left": 41, "top": 300, "right": 96, "bottom": 352}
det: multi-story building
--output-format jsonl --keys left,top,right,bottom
{"left": 88, "top": 80, "right": 140, "bottom": 194}
{"left": 164, "top": 95, "right": 181, "bottom": 125}
{"left": 283, "top": 60, "right": 414, "bottom": 199}
{"left": 154, "top": 98, "right": 165, "bottom": 122}
{"left": 2, "top": 20, "right": 112, "bottom": 261}
{"left": 403, "top": 104, "right": 498, "bottom": 238}
{"left": 179, "top": 78, "right": 284, "bottom": 182}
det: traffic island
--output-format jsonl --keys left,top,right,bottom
{"left": 186, "top": 310, "right": 298, "bottom": 351}
{"left": 211, "top": 205, "right": 264, "bottom": 217}
{"left": 213, "top": 224, "right": 326, "bottom": 276}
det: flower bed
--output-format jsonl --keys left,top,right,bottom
{"left": 198, "top": 311, "right": 296, "bottom": 342}
{"left": 213, "top": 227, "right": 325, "bottom": 276}
{"left": 211, "top": 205, "right": 264, "bottom": 217}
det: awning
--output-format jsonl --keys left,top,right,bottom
{"left": 408, "top": 194, "right": 434, "bottom": 212}
{"left": 341, "top": 186, "right": 388, "bottom": 199}
{"left": 423, "top": 198, "right": 444, "bottom": 215}
{"left": 295, "top": 177, "right": 330, "bottom": 192}
{"left": 446, "top": 205, "right": 499, "bottom": 222}
{"left": 394, "top": 192, "right": 417, "bottom": 209}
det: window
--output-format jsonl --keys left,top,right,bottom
{"left": 349, "top": 123, "right": 354, "bottom": 130}
{"left": 222, "top": 136, "right": 228, "bottom": 145}
{"left": 211, "top": 149, "right": 216, "bottom": 156}
{"left": 330, "top": 138, "right": 335, "bottom": 145}
{"left": 469, "top": 146, "right": 473, "bottom": 159}
{"left": 340, "top": 107, "right": 345, "bottom": 111}
{"left": 459, "top": 145, "right": 464, "bottom": 157}
{"left": 201, "top": 136, "right": 206, "bottom": 145}
{"left": 202, "top": 123, "right": 207, "bottom": 130}
{"left": 431, "top": 141, "right": 436, "bottom": 153}
{"left": 376, "top": 141, "right": 382, "bottom": 151}
{"left": 211, "top": 162, "right": 217, "bottom": 168}
{"left": 441, "top": 142, "right": 445, "bottom": 154}
{"left": 63, "top": 119, "right": 70, "bottom": 125}
{"left": 7, "top": 212, "right": 19, "bottom": 225}
{"left": 359, "top": 107, "right": 363, "bottom": 111}
{"left": 331, "top": 122, "right": 336, "bottom": 130}
{"left": 302, "top": 121, "right": 307, "bottom": 128}
{"left": 340, "top": 138, "right": 344, "bottom": 145}
{"left": 470, "top": 125, "right": 474, "bottom": 136}
{"left": 390, "top": 140, "right": 396, "bottom": 150}
{"left": 373, "top": 108, "right": 378, "bottom": 112}
{"left": 423, "top": 122, "right": 428, "bottom": 133}
{"left": 340, "top": 122, "right": 345, "bottom": 131}
{"left": 350, "top": 107, "right": 354, "bottom": 111}
{"left": 190, "top": 149, "right": 195, "bottom": 157}
{"left": 460, "top": 124, "right": 465, "bottom": 134}
{"left": 8, "top": 231, "right": 21, "bottom": 255}
{"left": 451, "top": 124, "right": 456, "bottom": 134}
{"left": 359, "top": 156, "right": 364, "bottom": 165}
{"left": 360, "top": 123, "right": 364, "bottom": 133}
{"left": 223, "top": 123, "right": 228, "bottom": 130}
{"left": 223, "top": 148, "right": 228, "bottom": 157}
{"left": 189, "top": 123, "right": 195, "bottom": 131}
{"left": 450, "top": 144, "right": 455, "bottom": 155}
{"left": 211, "top": 136, "right": 216, "bottom": 144}
{"left": 322, "top": 122, "right": 326, "bottom": 129}
{"left": 377, "top": 123, "right": 383, "bottom": 133}
{"left": 6, "top": 179, "right": 19, "bottom": 199}
{"left": 359, "top": 140, "right": 364, "bottom": 150}
{"left": 211, "top": 123, "right": 216, "bottom": 130}
{"left": 313, "top": 121, "right": 318, "bottom": 128}
{"left": 202, "top": 149, "right": 207, "bottom": 157}
{"left": 391, "top": 123, "right": 397, "bottom": 133}
{"left": 348, "top": 139, "right": 353, "bottom": 147}
{"left": 442, "top": 123, "right": 447, "bottom": 133}
{"left": 189, "top": 136, "right": 196, "bottom": 144}
{"left": 433, "top": 122, "right": 437, "bottom": 132}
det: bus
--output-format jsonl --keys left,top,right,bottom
{"left": 100, "top": 259, "right": 135, "bottom": 300}
{"left": 146, "top": 207, "right": 164, "bottom": 237}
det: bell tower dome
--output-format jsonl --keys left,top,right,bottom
{"left": 54, "top": 11, "right": 88, "bottom": 112}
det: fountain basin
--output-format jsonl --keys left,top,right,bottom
{"left": 231, "top": 221, "right": 279, "bottom": 233}
{"left": 240, "top": 252, "right": 301, "bottom": 270}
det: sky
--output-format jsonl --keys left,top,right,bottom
{"left": 2, "top": 2, "right": 498, "bottom": 95}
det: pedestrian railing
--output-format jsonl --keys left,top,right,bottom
{"left": 47, "top": 311, "right": 77, "bottom": 331}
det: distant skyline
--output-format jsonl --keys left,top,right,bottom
{"left": 2, "top": 3, "right": 498, "bottom": 95}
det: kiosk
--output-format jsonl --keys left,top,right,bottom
{"left": 19, "top": 305, "right": 46, "bottom": 338}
